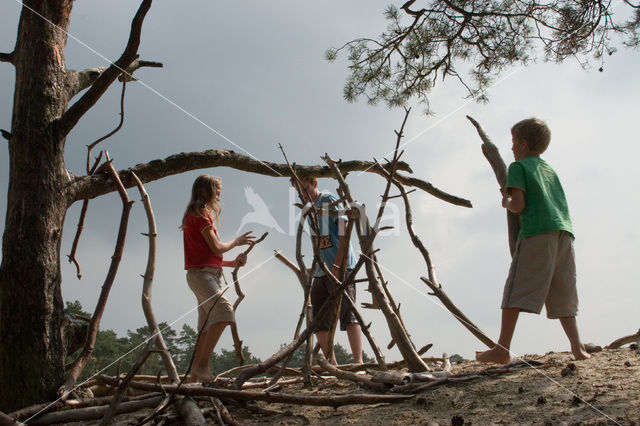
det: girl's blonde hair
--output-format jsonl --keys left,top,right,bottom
{"left": 181, "top": 174, "right": 222, "bottom": 228}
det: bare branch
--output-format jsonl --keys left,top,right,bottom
{"left": 66, "top": 150, "right": 432, "bottom": 202}
{"left": 132, "top": 172, "right": 180, "bottom": 383}
{"left": 0, "top": 51, "right": 14, "bottom": 64}
{"left": 55, "top": 0, "right": 152, "bottom": 139}
{"left": 607, "top": 328, "right": 640, "bottom": 349}
{"left": 60, "top": 156, "right": 134, "bottom": 398}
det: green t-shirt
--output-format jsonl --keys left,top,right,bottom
{"left": 506, "top": 156, "right": 573, "bottom": 240}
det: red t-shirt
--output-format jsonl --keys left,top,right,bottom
{"left": 183, "top": 212, "right": 223, "bottom": 270}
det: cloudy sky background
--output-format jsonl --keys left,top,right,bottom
{"left": 1, "top": 1, "right": 639, "bottom": 364}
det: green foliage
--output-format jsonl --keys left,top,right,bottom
{"left": 64, "top": 301, "right": 379, "bottom": 381}
{"left": 329, "top": 0, "right": 640, "bottom": 111}
{"left": 449, "top": 353, "right": 466, "bottom": 364}
{"left": 63, "top": 301, "right": 263, "bottom": 381}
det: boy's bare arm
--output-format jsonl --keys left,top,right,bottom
{"left": 501, "top": 187, "right": 525, "bottom": 213}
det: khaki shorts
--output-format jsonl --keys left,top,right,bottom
{"left": 186, "top": 267, "right": 235, "bottom": 331}
{"left": 501, "top": 230, "right": 578, "bottom": 319}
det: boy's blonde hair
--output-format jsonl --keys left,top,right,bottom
{"left": 182, "top": 174, "right": 222, "bottom": 228}
{"left": 511, "top": 118, "right": 551, "bottom": 154}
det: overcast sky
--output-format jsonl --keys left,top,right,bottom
{"left": 1, "top": 1, "right": 639, "bottom": 364}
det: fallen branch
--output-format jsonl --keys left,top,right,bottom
{"left": 316, "top": 354, "right": 387, "bottom": 392}
{"left": 96, "top": 375, "right": 414, "bottom": 408}
{"left": 390, "top": 359, "right": 543, "bottom": 394}
{"left": 607, "top": 328, "right": 640, "bottom": 349}
{"left": 26, "top": 396, "right": 163, "bottom": 426}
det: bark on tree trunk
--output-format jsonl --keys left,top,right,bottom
{"left": 0, "top": 1, "right": 74, "bottom": 411}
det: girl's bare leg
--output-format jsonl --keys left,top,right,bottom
{"left": 190, "top": 322, "right": 228, "bottom": 381}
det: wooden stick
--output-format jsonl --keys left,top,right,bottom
{"left": 229, "top": 232, "right": 268, "bottom": 364}
{"left": 421, "top": 277, "right": 495, "bottom": 348}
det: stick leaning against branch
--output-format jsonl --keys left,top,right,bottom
{"left": 132, "top": 172, "right": 180, "bottom": 383}
{"left": 466, "top": 115, "right": 519, "bottom": 256}
{"left": 230, "top": 231, "right": 268, "bottom": 364}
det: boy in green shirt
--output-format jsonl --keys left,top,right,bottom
{"left": 476, "top": 118, "right": 590, "bottom": 364}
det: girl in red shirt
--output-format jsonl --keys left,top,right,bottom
{"left": 182, "top": 174, "right": 254, "bottom": 382}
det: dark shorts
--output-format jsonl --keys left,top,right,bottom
{"left": 310, "top": 274, "right": 357, "bottom": 331}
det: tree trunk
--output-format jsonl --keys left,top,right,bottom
{"left": 0, "top": 2, "right": 74, "bottom": 411}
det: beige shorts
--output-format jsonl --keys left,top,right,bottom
{"left": 501, "top": 230, "right": 578, "bottom": 319}
{"left": 186, "top": 267, "right": 235, "bottom": 331}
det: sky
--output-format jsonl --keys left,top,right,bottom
{"left": 1, "top": 1, "right": 639, "bottom": 365}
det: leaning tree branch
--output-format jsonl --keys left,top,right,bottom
{"left": 466, "top": 115, "right": 519, "bottom": 256}
{"left": 132, "top": 172, "right": 180, "bottom": 383}
{"left": 376, "top": 159, "right": 495, "bottom": 349}
{"left": 420, "top": 277, "right": 495, "bottom": 348}
{"left": 60, "top": 156, "right": 134, "bottom": 398}
{"left": 55, "top": 0, "right": 152, "bottom": 139}
{"left": 66, "top": 150, "right": 471, "bottom": 209}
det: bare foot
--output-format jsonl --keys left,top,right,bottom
{"left": 572, "top": 344, "right": 591, "bottom": 361}
{"left": 189, "top": 367, "right": 215, "bottom": 383}
{"left": 475, "top": 346, "right": 511, "bottom": 364}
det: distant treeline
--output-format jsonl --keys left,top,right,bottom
{"left": 64, "top": 300, "right": 373, "bottom": 380}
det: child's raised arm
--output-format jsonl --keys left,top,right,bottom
{"left": 201, "top": 228, "right": 255, "bottom": 256}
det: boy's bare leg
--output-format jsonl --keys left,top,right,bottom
{"left": 190, "top": 322, "right": 228, "bottom": 381}
{"left": 346, "top": 323, "right": 363, "bottom": 364}
{"left": 476, "top": 308, "right": 520, "bottom": 364}
{"left": 559, "top": 316, "right": 591, "bottom": 360}
{"left": 315, "top": 331, "right": 337, "bottom": 364}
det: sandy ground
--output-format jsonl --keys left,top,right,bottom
{"left": 225, "top": 348, "right": 640, "bottom": 426}
{"left": 56, "top": 347, "right": 640, "bottom": 425}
